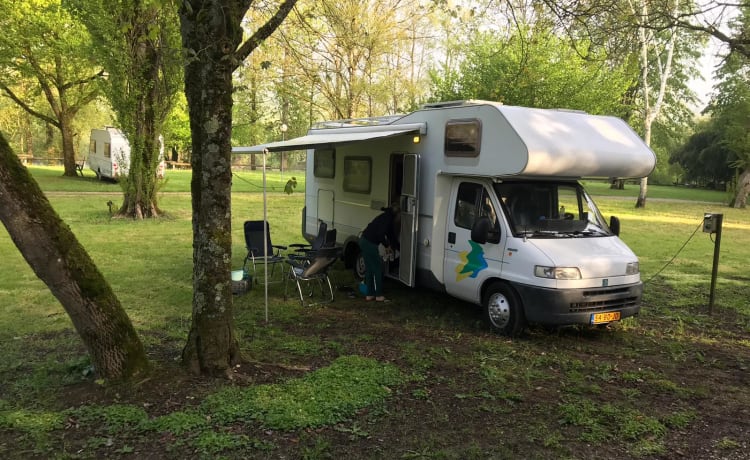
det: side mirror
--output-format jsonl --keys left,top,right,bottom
{"left": 471, "top": 216, "right": 492, "bottom": 244}
{"left": 609, "top": 216, "right": 620, "bottom": 236}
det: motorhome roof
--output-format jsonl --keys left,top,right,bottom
{"left": 233, "top": 101, "right": 656, "bottom": 179}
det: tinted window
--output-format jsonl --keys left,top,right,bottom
{"left": 445, "top": 119, "right": 481, "bottom": 157}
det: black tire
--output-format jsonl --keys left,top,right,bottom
{"left": 353, "top": 250, "right": 366, "bottom": 280}
{"left": 483, "top": 282, "right": 526, "bottom": 337}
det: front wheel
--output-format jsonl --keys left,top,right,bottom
{"left": 483, "top": 282, "right": 526, "bottom": 337}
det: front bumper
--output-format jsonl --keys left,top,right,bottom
{"left": 514, "top": 282, "right": 643, "bottom": 326}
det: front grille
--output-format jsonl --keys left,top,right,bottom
{"left": 569, "top": 297, "right": 639, "bottom": 313}
{"left": 581, "top": 287, "right": 631, "bottom": 297}
{"left": 568, "top": 286, "right": 639, "bottom": 313}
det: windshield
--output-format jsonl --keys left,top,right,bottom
{"left": 494, "top": 181, "right": 613, "bottom": 238}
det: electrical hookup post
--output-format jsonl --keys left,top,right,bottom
{"left": 703, "top": 213, "right": 723, "bottom": 315}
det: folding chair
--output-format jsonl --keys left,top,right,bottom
{"left": 288, "top": 228, "right": 337, "bottom": 261}
{"left": 288, "top": 221, "right": 327, "bottom": 254}
{"left": 242, "top": 220, "right": 287, "bottom": 284}
{"left": 284, "top": 247, "right": 340, "bottom": 307}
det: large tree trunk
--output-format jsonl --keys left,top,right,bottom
{"left": 0, "top": 132, "right": 149, "bottom": 381}
{"left": 734, "top": 168, "right": 750, "bottom": 208}
{"left": 118, "top": 36, "right": 162, "bottom": 219}
{"left": 179, "top": 1, "right": 243, "bottom": 376}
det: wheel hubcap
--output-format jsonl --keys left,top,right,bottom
{"left": 488, "top": 293, "right": 510, "bottom": 328}
{"left": 355, "top": 255, "right": 366, "bottom": 279}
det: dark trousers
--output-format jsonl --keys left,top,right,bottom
{"left": 358, "top": 237, "right": 383, "bottom": 297}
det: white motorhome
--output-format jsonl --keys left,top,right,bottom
{"left": 235, "top": 101, "right": 656, "bottom": 335}
{"left": 88, "top": 127, "right": 165, "bottom": 180}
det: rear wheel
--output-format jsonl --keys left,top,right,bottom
{"left": 483, "top": 282, "right": 526, "bottom": 337}
{"left": 353, "top": 250, "right": 366, "bottom": 280}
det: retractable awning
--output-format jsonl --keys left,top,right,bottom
{"left": 232, "top": 122, "right": 426, "bottom": 153}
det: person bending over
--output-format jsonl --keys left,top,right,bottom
{"left": 358, "top": 203, "right": 400, "bottom": 302}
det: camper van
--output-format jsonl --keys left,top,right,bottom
{"left": 88, "top": 127, "right": 166, "bottom": 180}
{"left": 234, "top": 101, "right": 656, "bottom": 335}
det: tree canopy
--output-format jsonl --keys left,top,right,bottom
{"left": 0, "top": 0, "right": 103, "bottom": 176}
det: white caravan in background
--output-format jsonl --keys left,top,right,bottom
{"left": 234, "top": 100, "right": 656, "bottom": 335}
{"left": 88, "top": 127, "right": 165, "bottom": 180}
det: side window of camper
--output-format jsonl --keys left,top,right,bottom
{"left": 89, "top": 140, "right": 96, "bottom": 155}
{"left": 343, "top": 157, "right": 371, "bottom": 194}
{"left": 314, "top": 148, "right": 335, "bottom": 178}
{"left": 454, "top": 182, "right": 481, "bottom": 229}
{"left": 104, "top": 142, "right": 111, "bottom": 158}
{"left": 445, "top": 119, "right": 481, "bottom": 157}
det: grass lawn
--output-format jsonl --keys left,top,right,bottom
{"left": 0, "top": 167, "right": 748, "bottom": 459}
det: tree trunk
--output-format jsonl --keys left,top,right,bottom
{"left": 114, "top": 7, "right": 170, "bottom": 220}
{"left": 635, "top": 176, "right": 648, "bottom": 208}
{"left": 0, "top": 133, "right": 149, "bottom": 381}
{"left": 22, "top": 113, "right": 33, "bottom": 156}
{"left": 610, "top": 178, "right": 625, "bottom": 190}
{"left": 60, "top": 114, "right": 78, "bottom": 177}
{"left": 179, "top": 1, "right": 243, "bottom": 376}
{"left": 734, "top": 168, "right": 750, "bottom": 209}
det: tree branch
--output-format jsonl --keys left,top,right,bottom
{"left": 0, "top": 84, "right": 59, "bottom": 127}
{"left": 60, "top": 69, "right": 106, "bottom": 92}
{"left": 234, "top": 0, "right": 298, "bottom": 69}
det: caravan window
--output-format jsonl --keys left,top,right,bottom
{"left": 343, "top": 157, "right": 371, "bottom": 194}
{"left": 104, "top": 142, "right": 111, "bottom": 158}
{"left": 314, "top": 149, "right": 335, "bottom": 178}
{"left": 89, "top": 140, "right": 96, "bottom": 155}
{"left": 445, "top": 119, "right": 481, "bottom": 157}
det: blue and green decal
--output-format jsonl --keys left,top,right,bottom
{"left": 455, "top": 240, "right": 488, "bottom": 281}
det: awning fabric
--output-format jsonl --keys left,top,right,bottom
{"left": 232, "top": 123, "right": 424, "bottom": 153}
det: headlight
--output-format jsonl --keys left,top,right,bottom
{"left": 534, "top": 266, "right": 582, "bottom": 280}
{"left": 626, "top": 262, "right": 639, "bottom": 275}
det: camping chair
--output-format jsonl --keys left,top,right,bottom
{"left": 284, "top": 246, "right": 341, "bottom": 307}
{"left": 242, "top": 220, "right": 287, "bottom": 284}
{"left": 288, "top": 221, "right": 327, "bottom": 254}
{"left": 288, "top": 228, "right": 337, "bottom": 262}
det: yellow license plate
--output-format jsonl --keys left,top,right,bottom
{"left": 590, "top": 311, "right": 621, "bottom": 324}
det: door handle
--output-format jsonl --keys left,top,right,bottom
{"left": 448, "top": 232, "right": 456, "bottom": 244}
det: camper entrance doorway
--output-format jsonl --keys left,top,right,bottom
{"left": 383, "top": 152, "right": 419, "bottom": 287}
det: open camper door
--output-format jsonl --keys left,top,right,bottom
{"left": 398, "top": 154, "right": 419, "bottom": 286}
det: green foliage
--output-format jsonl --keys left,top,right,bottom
{"left": 202, "top": 355, "right": 403, "bottom": 430}
{"left": 0, "top": 0, "right": 103, "bottom": 167}
{"left": 162, "top": 93, "right": 191, "bottom": 160}
{"left": 430, "top": 25, "right": 633, "bottom": 115}
{"left": 144, "top": 409, "right": 209, "bottom": 435}
{"left": 558, "top": 397, "right": 666, "bottom": 445}
{"left": 71, "top": 404, "right": 149, "bottom": 431}
{"left": 669, "top": 121, "right": 735, "bottom": 187}
{"left": 192, "top": 430, "right": 254, "bottom": 455}
{"left": 0, "top": 406, "right": 64, "bottom": 434}
{"left": 67, "top": 0, "right": 183, "bottom": 216}
{"left": 675, "top": 10, "right": 750, "bottom": 201}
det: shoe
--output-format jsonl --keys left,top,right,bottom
{"left": 365, "top": 296, "right": 375, "bottom": 301}
{"left": 375, "top": 296, "right": 389, "bottom": 302}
